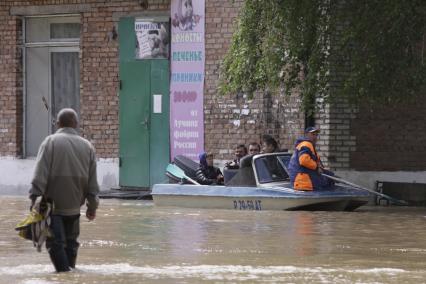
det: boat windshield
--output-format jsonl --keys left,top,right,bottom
{"left": 254, "top": 154, "right": 290, "bottom": 184}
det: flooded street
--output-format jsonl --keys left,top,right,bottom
{"left": 1, "top": 196, "right": 425, "bottom": 283}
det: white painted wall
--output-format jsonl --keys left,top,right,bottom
{"left": 2, "top": 158, "right": 425, "bottom": 198}
{"left": 0, "top": 158, "right": 119, "bottom": 195}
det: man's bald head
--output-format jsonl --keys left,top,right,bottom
{"left": 57, "top": 108, "right": 79, "bottom": 128}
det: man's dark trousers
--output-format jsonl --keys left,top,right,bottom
{"left": 46, "top": 214, "right": 80, "bottom": 272}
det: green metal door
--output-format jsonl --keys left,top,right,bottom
{"left": 119, "top": 61, "right": 150, "bottom": 187}
{"left": 149, "top": 60, "right": 170, "bottom": 186}
{"left": 119, "top": 17, "right": 170, "bottom": 188}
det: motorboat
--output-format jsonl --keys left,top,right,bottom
{"left": 152, "top": 153, "right": 370, "bottom": 211}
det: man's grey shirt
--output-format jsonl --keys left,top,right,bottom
{"left": 30, "top": 127, "right": 100, "bottom": 215}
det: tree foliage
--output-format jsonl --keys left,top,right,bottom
{"left": 219, "top": 0, "right": 426, "bottom": 110}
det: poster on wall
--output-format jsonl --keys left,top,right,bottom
{"left": 135, "top": 21, "right": 170, "bottom": 59}
{"left": 170, "top": 0, "right": 205, "bottom": 160}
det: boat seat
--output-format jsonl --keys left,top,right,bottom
{"left": 225, "top": 155, "right": 256, "bottom": 187}
{"left": 223, "top": 168, "right": 238, "bottom": 184}
{"left": 240, "top": 155, "right": 253, "bottom": 168}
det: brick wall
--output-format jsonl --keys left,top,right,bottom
{"left": 350, "top": 100, "right": 426, "bottom": 171}
{"left": 324, "top": 5, "right": 426, "bottom": 172}
{"left": 5, "top": 0, "right": 422, "bottom": 173}
{"left": 0, "top": 0, "right": 169, "bottom": 158}
{"left": 314, "top": 99, "right": 356, "bottom": 170}
{"left": 318, "top": 97, "right": 426, "bottom": 172}
{"left": 0, "top": 0, "right": 306, "bottom": 161}
{"left": 316, "top": 76, "right": 426, "bottom": 173}
{"left": 79, "top": 1, "right": 167, "bottom": 158}
{"left": 71, "top": 0, "right": 169, "bottom": 157}
{"left": 204, "top": 0, "right": 305, "bottom": 160}
{"left": 0, "top": 4, "right": 23, "bottom": 156}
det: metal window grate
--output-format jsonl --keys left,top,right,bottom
{"left": 375, "top": 181, "right": 426, "bottom": 206}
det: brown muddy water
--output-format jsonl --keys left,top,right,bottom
{"left": 1, "top": 196, "right": 425, "bottom": 284}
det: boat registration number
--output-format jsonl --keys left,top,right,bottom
{"left": 233, "top": 200, "right": 262, "bottom": 211}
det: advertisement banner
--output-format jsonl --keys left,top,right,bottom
{"left": 170, "top": 0, "right": 205, "bottom": 160}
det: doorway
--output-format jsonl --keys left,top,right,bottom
{"left": 24, "top": 16, "right": 80, "bottom": 156}
{"left": 118, "top": 17, "right": 170, "bottom": 189}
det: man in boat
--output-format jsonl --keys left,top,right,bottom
{"left": 224, "top": 144, "right": 248, "bottom": 169}
{"left": 248, "top": 142, "right": 261, "bottom": 155}
{"left": 288, "top": 126, "right": 334, "bottom": 191}
{"left": 196, "top": 152, "right": 224, "bottom": 185}
{"left": 29, "top": 108, "right": 99, "bottom": 272}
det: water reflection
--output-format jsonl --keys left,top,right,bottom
{"left": 289, "top": 213, "right": 316, "bottom": 256}
{"left": 168, "top": 213, "right": 207, "bottom": 260}
{"left": 1, "top": 196, "right": 426, "bottom": 283}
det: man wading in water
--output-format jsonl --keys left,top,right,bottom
{"left": 29, "top": 108, "right": 99, "bottom": 272}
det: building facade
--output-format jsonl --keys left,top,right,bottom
{"left": 0, "top": 0, "right": 425, "bottom": 193}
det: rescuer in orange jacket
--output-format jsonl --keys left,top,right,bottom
{"left": 288, "top": 126, "right": 333, "bottom": 191}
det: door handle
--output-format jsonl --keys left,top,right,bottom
{"left": 140, "top": 117, "right": 149, "bottom": 129}
{"left": 42, "top": 96, "right": 50, "bottom": 111}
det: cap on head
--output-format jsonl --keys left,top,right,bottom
{"left": 305, "top": 126, "right": 320, "bottom": 134}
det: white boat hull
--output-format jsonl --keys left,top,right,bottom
{"left": 152, "top": 184, "right": 369, "bottom": 211}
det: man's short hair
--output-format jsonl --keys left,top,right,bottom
{"left": 236, "top": 144, "right": 248, "bottom": 154}
{"left": 57, "top": 108, "right": 78, "bottom": 128}
{"left": 248, "top": 142, "right": 261, "bottom": 151}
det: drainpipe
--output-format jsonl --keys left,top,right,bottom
{"left": 22, "top": 16, "right": 27, "bottom": 158}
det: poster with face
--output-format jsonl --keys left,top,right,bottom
{"left": 171, "top": 0, "right": 201, "bottom": 31}
{"left": 135, "top": 21, "right": 170, "bottom": 59}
